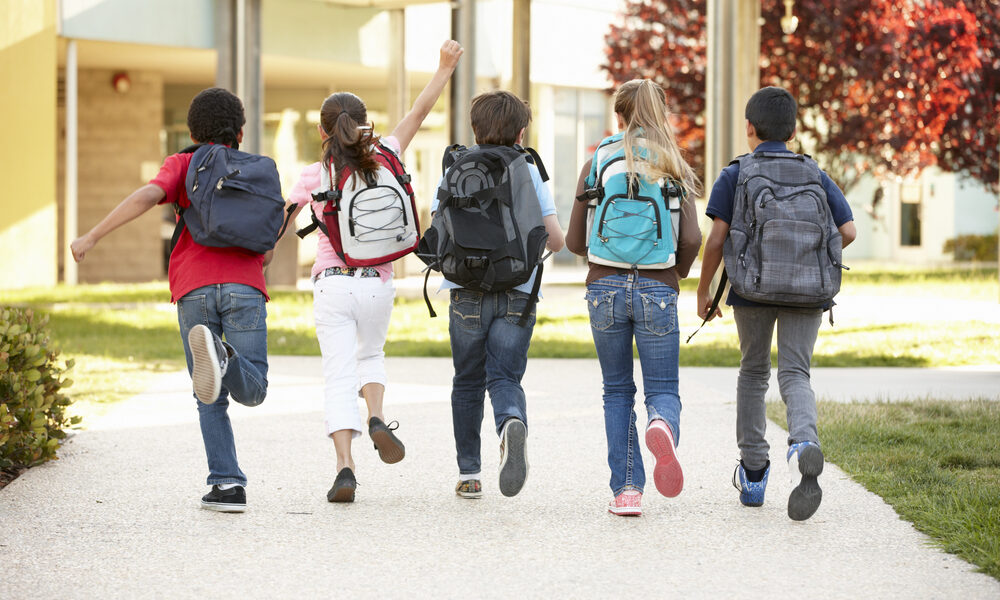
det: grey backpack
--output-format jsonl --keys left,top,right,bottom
{"left": 416, "top": 144, "right": 549, "bottom": 326}
{"left": 722, "top": 152, "right": 845, "bottom": 307}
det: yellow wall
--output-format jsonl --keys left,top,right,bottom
{"left": 0, "top": 0, "right": 57, "bottom": 289}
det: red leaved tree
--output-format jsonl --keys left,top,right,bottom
{"left": 603, "top": 0, "right": 1000, "bottom": 192}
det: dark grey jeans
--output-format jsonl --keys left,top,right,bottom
{"left": 733, "top": 305, "right": 823, "bottom": 470}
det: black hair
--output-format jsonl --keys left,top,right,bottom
{"left": 745, "top": 86, "right": 797, "bottom": 142}
{"left": 187, "top": 87, "right": 246, "bottom": 148}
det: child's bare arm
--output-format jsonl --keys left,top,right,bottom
{"left": 543, "top": 214, "right": 565, "bottom": 253}
{"left": 696, "top": 218, "right": 729, "bottom": 321}
{"left": 70, "top": 184, "right": 165, "bottom": 262}
{"left": 565, "top": 160, "right": 592, "bottom": 256}
{"left": 390, "top": 40, "right": 464, "bottom": 152}
{"left": 839, "top": 221, "right": 857, "bottom": 248}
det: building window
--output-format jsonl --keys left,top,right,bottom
{"left": 900, "top": 182, "right": 922, "bottom": 247}
{"left": 551, "top": 87, "right": 609, "bottom": 263}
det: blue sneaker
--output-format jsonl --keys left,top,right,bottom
{"left": 732, "top": 460, "right": 770, "bottom": 507}
{"left": 786, "top": 441, "right": 824, "bottom": 521}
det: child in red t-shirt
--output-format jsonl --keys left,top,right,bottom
{"left": 71, "top": 88, "right": 272, "bottom": 513}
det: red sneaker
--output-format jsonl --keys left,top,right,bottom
{"left": 608, "top": 489, "right": 642, "bottom": 516}
{"left": 646, "top": 419, "right": 683, "bottom": 497}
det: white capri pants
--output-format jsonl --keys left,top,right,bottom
{"left": 313, "top": 272, "right": 395, "bottom": 438}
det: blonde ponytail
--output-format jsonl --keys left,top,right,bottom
{"left": 614, "top": 79, "right": 702, "bottom": 197}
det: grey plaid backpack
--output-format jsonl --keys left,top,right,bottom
{"left": 722, "top": 152, "right": 845, "bottom": 307}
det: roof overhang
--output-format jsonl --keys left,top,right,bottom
{"left": 305, "top": 0, "right": 446, "bottom": 8}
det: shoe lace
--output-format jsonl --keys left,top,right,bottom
{"left": 386, "top": 420, "right": 400, "bottom": 431}
{"left": 732, "top": 462, "right": 744, "bottom": 491}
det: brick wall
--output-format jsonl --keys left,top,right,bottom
{"left": 67, "top": 69, "right": 166, "bottom": 283}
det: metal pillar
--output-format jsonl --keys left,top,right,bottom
{"left": 705, "top": 0, "right": 760, "bottom": 184}
{"left": 64, "top": 39, "right": 78, "bottom": 285}
{"left": 387, "top": 9, "right": 409, "bottom": 130}
{"left": 216, "top": 0, "right": 262, "bottom": 153}
{"left": 450, "top": 0, "right": 476, "bottom": 146}
{"left": 511, "top": 0, "right": 530, "bottom": 102}
{"left": 388, "top": 8, "right": 409, "bottom": 278}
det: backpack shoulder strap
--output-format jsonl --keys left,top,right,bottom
{"left": 169, "top": 145, "right": 212, "bottom": 253}
{"left": 514, "top": 144, "right": 549, "bottom": 182}
{"left": 374, "top": 142, "right": 413, "bottom": 189}
{"left": 441, "top": 144, "right": 466, "bottom": 176}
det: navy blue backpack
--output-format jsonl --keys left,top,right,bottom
{"left": 171, "top": 143, "right": 286, "bottom": 254}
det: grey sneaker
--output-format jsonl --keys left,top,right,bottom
{"left": 188, "top": 324, "right": 228, "bottom": 404}
{"left": 498, "top": 418, "right": 528, "bottom": 497}
{"left": 787, "top": 441, "right": 824, "bottom": 521}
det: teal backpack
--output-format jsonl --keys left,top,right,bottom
{"left": 578, "top": 132, "right": 685, "bottom": 270}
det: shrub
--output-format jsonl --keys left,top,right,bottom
{"left": 943, "top": 232, "right": 999, "bottom": 262}
{"left": 0, "top": 307, "right": 79, "bottom": 470}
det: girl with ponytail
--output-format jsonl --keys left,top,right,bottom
{"left": 285, "top": 40, "right": 463, "bottom": 503}
{"left": 565, "top": 79, "right": 703, "bottom": 517}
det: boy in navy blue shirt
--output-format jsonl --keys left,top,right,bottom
{"left": 696, "top": 87, "right": 856, "bottom": 520}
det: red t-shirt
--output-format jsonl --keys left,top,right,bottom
{"left": 151, "top": 151, "right": 269, "bottom": 303}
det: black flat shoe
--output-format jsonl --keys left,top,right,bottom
{"left": 327, "top": 467, "right": 357, "bottom": 503}
{"left": 369, "top": 417, "right": 405, "bottom": 464}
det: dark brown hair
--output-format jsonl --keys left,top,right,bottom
{"left": 319, "top": 92, "right": 381, "bottom": 185}
{"left": 470, "top": 90, "right": 531, "bottom": 146}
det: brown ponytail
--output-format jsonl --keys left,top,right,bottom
{"left": 319, "top": 92, "right": 382, "bottom": 186}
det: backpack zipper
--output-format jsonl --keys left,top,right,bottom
{"left": 216, "top": 169, "right": 241, "bottom": 190}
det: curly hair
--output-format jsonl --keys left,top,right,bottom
{"left": 319, "top": 92, "right": 381, "bottom": 187}
{"left": 187, "top": 87, "right": 246, "bottom": 148}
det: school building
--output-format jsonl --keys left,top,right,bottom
{"left": 0, "top": 0, "right": 617, "bottom": 291}
{"left": 1, "top": 0, "right": 995, "bottom": 292}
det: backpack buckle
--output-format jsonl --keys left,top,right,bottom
{"left": 312, "top": 189, "right": 342, "bottom": 207}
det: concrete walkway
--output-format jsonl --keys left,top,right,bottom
{"left": 2, "top": 358, "right": 998, "bottom": 599}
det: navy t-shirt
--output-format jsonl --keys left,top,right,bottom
{"left": 705, "top": 141, "right": 854, "bottom": 307}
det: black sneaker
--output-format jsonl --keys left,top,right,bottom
{"left": 498, "top": 418, "right": 528, "bottom": 497}
{"left": 327, "top": 467, "right": 357, "bottom": 503}
{"left": 201, "top": 485, "right": 246, "bottom": 512}
{"left": 189, "top": 324, "right": 229, "bottom": 404}
{"left": 369, "top": 417, "right": 405, "bottom": 464}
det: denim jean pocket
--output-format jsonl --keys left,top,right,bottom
{"left": 177, "top": 294, "right": 208, "bottom": 333}
{"left": 585, "top": 289, "right": 615, "bottom": 331}
{"left": 504, "top": 290, "right": 536, "bottom": 326}
{"left": 226, "top": 292, "right": 264, "bottom": 331}
{"left": 639, "top": 290, "right": 677, "bottom": 336}
{"left": 450, "top": 288, "right": 483, "bottom": 330}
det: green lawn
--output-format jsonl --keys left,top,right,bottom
{"left": 1, "top": 265, "right": 997, "bottom": 412}
{"left": 768, "top": 399, "right": 1000, "bottom": 580}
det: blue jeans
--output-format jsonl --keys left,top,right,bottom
{"left": 177, "top": 283, "right": 269, "bottom": 487}
{"left": 586, "top": 274, "right": 681, "bottom": 495}
{"left": 449, "top": 288, "right": 535, "bottom": 476}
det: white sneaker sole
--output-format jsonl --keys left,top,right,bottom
{"left": 608, "top": 505, "right": 642, "bottom": 516}
{"left": 200, "top": 501, "right": 246, "bottom": 513}
{"left": 189, "top": 324, "right": 221, "bottom": 404}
